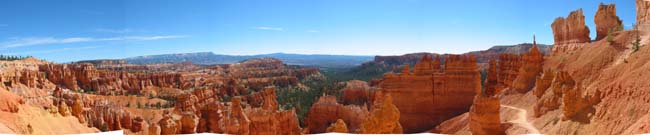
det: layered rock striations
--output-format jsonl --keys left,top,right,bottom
{"left": 637, "top": 0, "right": 650, "bottom": 26}
{"left": 552, "top": 9, "right": 591, "bottom": 53}
{"left": 595, "top": 3, "right": 623, "bottom": 41}
{"left": 161, "top": 87, "right": 300, "bottom": 135}
{"left": 341, "top": 80, "right": 371, "bottom": 105}
{"left": 511, "top": 38, "right": 544, "bottom": 93}
{"left": 534, "top": 71, "right": 574, "bottom": 117}
{"left": 497, "top": 54, "right": 522, "bottom": 91}
{"left": 359, "top": 93, "right": 402, "bottom": 134}
{"left": 562, "top": 84, "right": 602, "bottom": 120}
{"left": 469, "top": 60, "right": 505, "bottom": 135}
{"left": 39, "top": 64, "right": 182, "bottom": 95}
{"left": 534, "top": 70, "right": 555, "bottom": 98}
{"left": 306, "top": 96, "right": 369, "bottom": 133}
{"left": 375, "top": 54, "right": 480, "bottom": 133}
{"left": 533, "top": 71, "right": 601, "bottom": 120}
{"left": 50, "top": 89, "right": 145, "bottom": 133}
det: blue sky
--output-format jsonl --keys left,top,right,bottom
{"left": 0, "top": 0, "right": 637, "bottom": 62}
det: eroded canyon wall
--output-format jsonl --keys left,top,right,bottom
{"left": 375, "top": 54, "right": 479, "bottom": 133}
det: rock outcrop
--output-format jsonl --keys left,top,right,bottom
{"left": 497, "top": 54, "right": 522, "bottom": 91}
{"left": 221, "top": 97, "right": 250, "bottom": 135}
{"left": 196, "top": 101, "right": 224, "bottom": 133}
{"left": 512, "top": 37, "right": 544, "bottom": 93}
{"left": 637, "top": 0, "right": 650, "bottom": 26}
{"left": 132, "top": 116, "right": 145, "bottom": 132}
{"left": 562, "top": 84, "right": 602, "bottom": 120}
{"left": 595, "top": 3, "right": 622, "bottom": 41}
{"left": 469, "top": 60, "right": 505, "bottom": 135}
{"left": 534, "top": 70, "right": 555, "bottom": 98}
{"left": 374, "top": 54, "right": 479, "bottom": 133}
{"left": 158, "top": 110, "right": 179, "bottom": 135}
{"left": 0, "top": 87, "right": 24, "bottom": 113}
{"left": 552, "top": 9, "right": 591, "bottom": 53}
{"left": 245, "top": 87, "right": 301, "bottom": 135}
{"left": 71, "top": 98, "right": 85, "bottom": 123}
{"left": 341, "top": 80, "right": 371, "bottom": 105}
{"left": 180, "top": 112, "right": 198, "bottom": 134}
{"left": 306, "top": 96, "right": 369, "bottom": 133}
{"left": 326, "top": 119, "right": 349, "bottom": 133}
{"left": 534, "top": 71, "right": 573, "bottom": 117}
{"left": 359, "top": 93, "right": 402, "bottom": 134}
{"left": 532, "top": 70, "right": 601, "bottom": 120}
{"left": 39, "top": 64, "right": 183, "bottom": 95}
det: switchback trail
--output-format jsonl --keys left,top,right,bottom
{"left": 501, "top": 105, "right": 541, "bottom": 134}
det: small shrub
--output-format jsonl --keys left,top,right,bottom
{"left": 607, "top": 29, "right": 615, "bottom": 45}
{"left": 632, "top": 24, "right": 642, "bottom": 53}
{"left": 100, "top": 124, "right": 108, "bottom": 132}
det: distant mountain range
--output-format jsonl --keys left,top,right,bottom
{"left": 122, "top": 52, "right": 374, "bottom": 68}
{"left": 328, "top": 43, "right": 552, "bottom": 81}
{"left": 80, "top": 43, "right": 551, "bottom": 69}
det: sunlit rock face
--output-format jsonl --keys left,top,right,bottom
{"left": 551, "top": 9, "right": 591, "bottom": 53}
{"left": 532, "top": 70, "right": 602, "bottom": 121}
{"left": 637, "top": 0, "right": 650, "bottom": 26}
{"left": 341, "top": 80, "right": 371, "bottom": 106}
{"left": 39, "top": 63, "right": 182, "bottom": 95}
{"left": 497, "top": 54, "right": 522, "bottom": 91}
{"left": 511, "top": 40, "right": 543, "bottom": 93}
{"left": 534, "top": 70, "right": 555, "bottom": 98}
{"left": 374, "top": 54, "right": 480, "bottom": 133}
{"left": 534, "top": 71, "right": 574, "bottom": 117}
{"left": 469, "top": 60, "right": 505, "bottom": 135}
{"left": 326, "top": 119, "right": 349, "bottom": 133}
{"left": 305, "top": 96, "right": 369, "bottom": 133}
{"left": 359, "top": 92, "right": 402, "bottom": 134}
{"left": 594, "top": 3, "right": 622, "bottom": 41}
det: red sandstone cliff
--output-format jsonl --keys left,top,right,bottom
{"left": 511, "top": 39, "right": 544, "bottom": 93}
{"left": 594, "top": 3, "right": 622, "bottom": 41}
{"left": 341, "top": 80, "right": 371, "bottom": 106}
{"left": 469, "top": 60, "right": 505, "bottom": 135}
{"left": 374, "top": 54, "right": 479, "bottom": 133}
{"left": 306, "top": 96, "right": 369, "bottom": 133}
{"left": 552, "top": 9, "right": 591, "bottom": 53}
{"left": 637, "top": 0, "right": 650, "bottom": 26}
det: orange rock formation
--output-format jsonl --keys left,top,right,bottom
{"left": 306, "top": 96, "right": 369, "bottom": 133}
{"left": 374, "top": 54, "right": 480, "bottom": 133}
{"left": 594, "top": 3, "right": 622, "bottom": 41}
{"left": 534, "top": 71, "right": 573, "bottom": 117}
{"left": 341, "top": 80, "right": 371, "bottom": 105}
{"left": 497, "top": 54, "right": 522, "bottom": 91}
{"left": 551, "top": 9, "right": 591, "bottom": 53}
{"left": 326, "top": 119, "right": 349, "bottom": 133}
{"left": 534, "top": 70, "right": 554, "bottom": 98}
{"left": 359, "top": 93, "right": 402, "bottom": 134}
{"left": 637, "top": 0, "right": 650, "bottom": 26}
{"left": 469, "top": 60, "right": 505, "bottom": 135}
{"left": 512, "top": 37, "right": 544, "bottom": 93}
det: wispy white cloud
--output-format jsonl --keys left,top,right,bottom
{"left": 0, "top": 35, "right": 188, "bottom": 49}
{"left": 252, "top": 26, "right": 284, "bottom": 31}
{"left": 4, "top": 46, "right": 101, "bottom": 55}
{"left": 307, "top": 30, "right": 320, "bottom": 33}
{"left": 95, "top": 28, "right": 135, "bottom": 33}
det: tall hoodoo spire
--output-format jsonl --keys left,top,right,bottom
{"left": 533, "top": 35, "right": 536, "bottom": 45}
{"left": 530, "top": 35, "right": 540, "bottom": 55}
